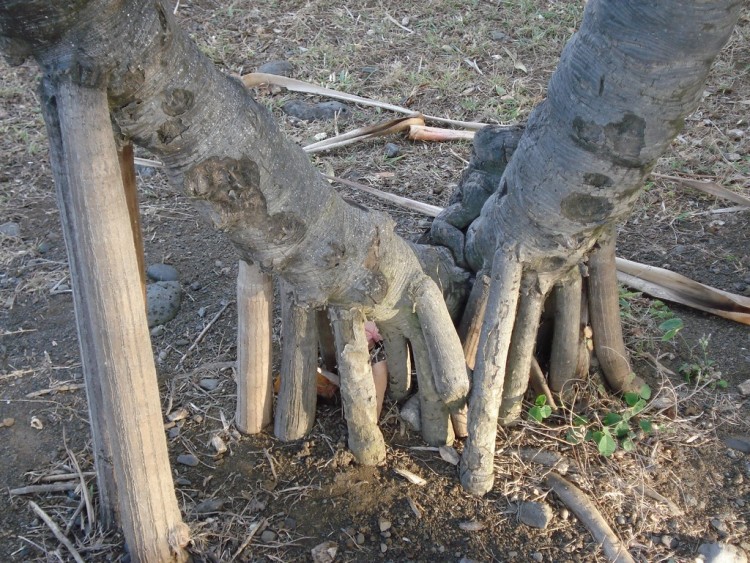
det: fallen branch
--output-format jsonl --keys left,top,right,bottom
{"left": 303, "top": 115, "right": 425, "bottom": 153}
{"left": 652, "top": 173, "right": 750, "bottom": 207}
{"left": 229, "top": 518, "right": 266, "bottom": 562}
{"left": 615, "top": 257, "right": 750, "bottom": 325}
{"left": 546, "top": 472, "right": 635, "bottom": 563}
{"left": 408, "top": 125, "right": 475, "bottom": 142}
{"left": 323, "top": 175, "right": 442, "bottom": 217}
{"left": 242, "top": 73, "right": 490, "bottom": 130}
{"left": 28, "top": 501, "right": 86, "bottom": 563}
{"left": 11, "top": 483, "right": 80, "bottom": 495}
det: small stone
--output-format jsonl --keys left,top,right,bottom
{"left": 174, "top": 477, "right": 191, "bottom": 486}
{"left": 384, "top": 143, "right": 401, "bottom": 158}
{"left": 282, "top": 99, "right": 350, "bottom": 122}
{"left": 284, "top": 516, "right": 297, "bottom": 530}
{"left": 490, "top": 30, "right": 509, "bottom": 41}
{"left": 168, "top": 427, "right": 180, "bottom": 439}
{"left": 399, "top": 395, "right": 421, "bottom": 431}
{"left": 189, "top": 281, "right": 202, "bottom": 291}
{"left": 210, "top": 435, "right": 228, "bottom": 455}
{"left": 136, "top": 164, "right": 156, "bottom": 178}
{"left": 1, "top": 417, "right": 15, "bottom": 428}
{"left": 726, "top": 152, "right": 742, "bottom": 162}
{"left": 146, "top": 281, "right": 182, "bottom": 327}
{"left": 168, "top": 407, "right": 190, "bottom": 422}
{"left": 199, "top": 378, "right": 219, "bottom": 391}
{"left": 725, "top": 436, "right": 750, "bottom": 454}
{"left": 150, "top": 325, "right": 166, "bottom": 337}
{"left": 661, "top": 535, "right": 677, "bottom": 549}
{"left": 176, "top": 453, "right": 199, "bottom": 467}
{"left": 311, "top": 541, "right": 337, "bottom": 563}
{"left": 518, "top": 501, "right": 554, "bottom": 529}
{"left": 378, "top": 517, "right": 392, "bottom": 532}
{"left": 356, "top": 532, "right": 365, "bottom": 545}
{"left": 380, "top": 543, "right": 388, "bottom": 553}
{"left": 258, "top": 60, "right": 294, "bottom": 77}
{"left": 727, "top": 129, "right": 745, "bottom": 140}
{"left": 0, "top": 222, "right": 21, "bottom": 237}
{"left": 699, "top": 542, "right": 748, "bottom": 563}
{"left": 261, "top": 530, "right": 277, "bottom": 543}
{"left": 738, "top": 380, "right": 750, "bottom": 397}
{"left": 37, "top": 240, "right": 51, "bottom": 254}
{"left": 531, "top": 552, "right": 543, "bottom": 562}
{"left": 711, "top": 519, "right": 730, "bottom": 537}
{"left": 147, "top": 263, "right": 179, "bottom": 282}
{"left": 194, "top": 498, "right": 225, "bottom": 514}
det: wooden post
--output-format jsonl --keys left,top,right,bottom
{"left": 274, "top": 283, "right": 318, "bottom": 441}
{"left": 235, "top": 260, "right": 274, "bottom": 434}
{"left": 42, "top": 78, "right": 189, "bottom": 562}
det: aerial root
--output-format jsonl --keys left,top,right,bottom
{"left": 460, "top": 250, "right": 523, "bottom": 496}
{"left": 548, "top": 268, "right": 583, "bottom": 395}
{"left": 330, "top": 307, "right": 387, "bottom": 465}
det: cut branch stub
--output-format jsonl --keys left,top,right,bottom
{"left": 274, "top": 285, "right": 318, "bottom": 442}
{"left": 236, "top": 260, "right": 273, "bottom": 434}
{"left": 330, "top": 307, "right": 387, "bottom": 465}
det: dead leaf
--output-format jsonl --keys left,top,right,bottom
{"left": 394, "top": 467, "right": 427, "bottom": 486}
{"left": 311, "top": 541, "right": 338, "bottom": 563}
{"left": 459, "top": 520, "right": 486, "bottom": 531}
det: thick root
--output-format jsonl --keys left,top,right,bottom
{"left": 549, "top": 269, "right": 583, "bottom": 394}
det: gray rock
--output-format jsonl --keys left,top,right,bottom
{"left": 258, "top": 60, "right": 294, "bottom": 77}
{"left": 490, "top": 30, "right": 509, "bottom": 42}
{"left": 150, "top": 325, "right": 166, "bottom": 337}
{"left": 725, "top": 436, "right": 750, "bottom": 454}
{"left": 146, "top": 263, "right": 179, "bottom": 282}
{"left": 37, "top": 240, "right": 51, "bottom": 254}
{"left": 0, "top": 221, "right": 20, "bottom": 237}
{"left": 168, "top": 426, "right": 180, "bottom": 439}
{"left": 378, "top": 517, "right": 391, "bottom": 532}
{"left": 384, "top": 143, "right": 401, "bottom": 158}
{"left": 199, "top": 378, "right": 219, "bottom": 391}
{"left": 261, "top": 530, "right": 277, "bottom": 543}
{"left": 531, "top": 552, "right": 543, "bottom": 562}
{"left": 176, "top": 453, "right": 199, "bottom": 467}
{"left": 282, "top": 99, "right": 350, "bottom": 121}
{"left": 699, "top": 542, "right": 748, "bottom": 563}
{"left": 136, "top": 164, "right": 156, "bottom": 178}
{"left": 146, "top": 281, "right": 182, "bottom": 327}
{"left": 194, "top": 498, "right": 225, "bottom": 514}
{"left": 738, "top": 379, "right": 750, "bottom": 397}
{"left": 399, "top": 394, "right": 421, "bottom": 431}
{"left": 174, "top": 477, "right": 191, "bottom": 486}
{"left": 518, "top": 501, "right": 554, "bottom": 529}
{"left": 711, "top": 518, "right": 730, "bottom": 537}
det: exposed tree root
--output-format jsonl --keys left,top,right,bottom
{"left": 547, "top": 472, "right": 636, "bottom": 563}
{"left": 548, "top": 269, "right": 583, "bottom": 395}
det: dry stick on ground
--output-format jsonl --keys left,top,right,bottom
{"left": 10, "top": 483, "right": 82, "bottom": 495}
{"left": 546, "top": 472, "right": 635, "bottom": 563}
{"left": 40, "top": 78, "right": 190, "bottom": 560}
{"left": 652, "top": 172, "right": 750, "bottom": 208}
{"left": 235, "top": 260, "right": 274, "bottom": 434}
{"left": 65, "top": 440, "right": 95, "bottom": 534}
{"left": 177, "top": 300, "right": 232, "bottom": 368}
{"left": 28, "top": 501, "right": 86, "bottom": 563}
{"left": 274, "top": 285, "right": 318, "bottom": 441}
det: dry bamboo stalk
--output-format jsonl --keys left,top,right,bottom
{"left": 236, "top": 260, "right": 274, "bottom": 434}
{"left": 323, "top": 174, "right": 443, "bottom": 217}
{"left": 408, "top": 125, "right": 475, "bottom": 142}
{"left": 303, "top": 115, "right": 425, "bottom": 153}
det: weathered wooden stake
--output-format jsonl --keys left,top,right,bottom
{"left": 236, "top": 260, "right": 274, "bottom": 434}
{"left": 274, "top": 284, "right": 318, "bottom": 441}
{"left": 43, "top": 78, "right": 189, "bottom": 562}
{"left": 117, "top": 142, "right": 146, "bottom": 298}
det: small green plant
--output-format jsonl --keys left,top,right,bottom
{"left": 565, "top": 384, "right": 653, "bottom": 457}
{"left": 678, "top": 335, "right": 727, "bottom": 388}
{"left": 528, "top": 395, "right": 552, "bottom": 423}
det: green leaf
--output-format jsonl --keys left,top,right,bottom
{"left": 535, "top": 395, "right": 548, "bottom": 407}
{"left": 631, "top": 399, "right": 647, "bottom": 415}
{"left": 623, "top": 392, "right": 639, "bottom": 407}
{"left": 565, "top": 430, "right": 581, "bottom": 445}
{"left": 639, "top": 384, "right": 652, "bottom": 400}
{"left": 621, "top": 437, "right": 636, "bottom": 452}
{"left": 573, "top": 415, "right": 589, "bottom": 426}
{"left": 602, "top": 412, "right": 622, "bottom": 426}
{"left": 528, "top": 406, "right": 544, "bottom": 423}
{"left": 596, "top": 430, "right": 617, "bottom": 457}
{"left": 716, "top": 379, "right": 728, "bottom": 389}
{"left": 639, "top": 419, "right": 653, "bottom": 434}
{"left": 614, "top": 421, "right": 631, "bottom": 438}
{"left": 658, "top": 317, "right": 684, "bottom": 341}
{"left": 540, "top": 405, "right": 552, "bottom": 419}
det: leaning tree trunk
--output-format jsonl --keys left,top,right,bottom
{"left": 425, "top": 1, "right": 741, "bottom": 496}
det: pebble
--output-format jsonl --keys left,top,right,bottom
{"left": 725, "top": 436, "right": 750, "bottom": 454}
{"left": 146, "top": 263, "right": 179, "bottom": 282}
{"left": 399, "top": 394, "right": 421, "bottom": 431}
{"left": 1, "top": 417, "right": 15, "bottom": 428}
{"left": 711, "top": 518, "right": 730, "bottom": 537}
{"left": 384, "top": 143, "right": 401, "bottom": 158}
{"left": 174, "top": 477, "right": 191, "bottom": 486}
{"left": 146, "top": 281, "right": 182, "bottom": 327}
{"left": 189, "top": 281, "right": 202, "bottom": 291}
{"left": 380, "top": 543, "right": 387, "bottom": 553}
{"left": 261, "top": 530, "right": 277, "bottom": 543}
{"left": 738, "top": 380, "right": 750, "bottom": 397}
{"left": 210, "top": 435, "right": 227, "bottom": 455}
{"left": 727, "top": 129, "right": 745, "bottom": 140}
{"left": 37, "top": 240, "right": 51, "bottom": 254}
{"left": 661, "top": 535, "right": 677, "bottom": 549}
{"left": 258, "top": 60, "right": 294, "bottom": 77}
{"left": 176, "top": 453, "right": 199, "bottom": 467}
{"left": 150, "top": 325, "right": 166, "bottom": 337}
{"left": 518, "top": 501, "right": 554, "bottom": 529}
{"left": 284, "top": 516, "right": 297, "bottom": 530}
{"left": 490, "top": 30, "right": 509, "bottom": 41}
{"left": 378, "top": 517, "right": 392, "bottom": 532}
{"left": 199, "top": 378, "right": 219, "bottom": 391}
{"left": 0, "top": 221, "right": 21, "bottom": 237}
{"left": 531, "top": 552, "right": 543, "bottom": 562}
{"left": 136, "top": 164, "right": 156, "bottom": 178}
{"left": 699, "top": 542, "right": 748, "bottom": 563}
{"left": 194, "top": 498, "right": 225, "bottom": 514}
{"left": 168, "top": 427, "right": 180, "bottom": 439}
{"left": 356, "top": 532, "right": 365, "bottom": 545}
{"left": 282, "top": 99, "right": 350, "bottom": 121}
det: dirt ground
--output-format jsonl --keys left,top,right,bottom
{"left": 1, "top": 1, "right": 749, "bottom": 561}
